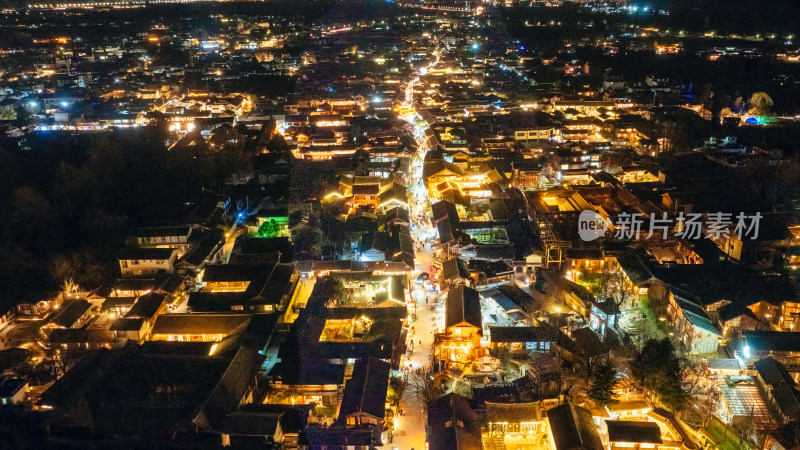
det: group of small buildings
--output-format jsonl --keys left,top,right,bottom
{"left": 3, "top": 5, "right": 800, "bottom": 450}
{"left": 11, "top": 249, "right": 415, "bottom": 448}
{"left": 428, "top": 394, "right": 695, "bottom": 450}
{"left": 399, "top": 32, "right": 800, "bottom": 450}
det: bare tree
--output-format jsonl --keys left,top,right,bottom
{"left": 757, "top": 420, "right": 778, "bottom": 450}
{"left": 62, "top": 278, "right": 79, "bottom": 295}
{"left": 603, "top": 264, "right": 631, "bottom": 309}
{"left": 732, "top": 407, "right": 756, "bottom": 449}
{"left": 695, "top": 389, "right": 721, "bottom": 429}
{"left": 408, "top": 365, "right": 445, "bottom": 407}
{"left": 681, "top": 356, "right": 709, "bottom": 398}
{"left": 680, "top": 355, "right": 720, "bottom": 428}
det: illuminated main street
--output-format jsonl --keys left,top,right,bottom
{"left": 391, "top": 47, "right": 444, "bottom": 450}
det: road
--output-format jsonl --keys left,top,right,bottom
{"left": 391, "top": 155, "right": 443, "bottom": 450}
{"left": 220, "top": 223, "right": 247, "bottom": 263}
{"left": 392, "top": 279, "right": 444, "bottom": 450}
{"left": 390, "top": 48, "right": 444, "bottom": 449}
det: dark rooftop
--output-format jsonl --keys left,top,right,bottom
{"left": 446, "top": 285, "right": 483, "bottom": 332}
{"left": 125, "top": 291, "right": 168, "bottom": 319}
{"left": 338, "top": 357, "right": 390, "bottom": 420}
{"left": 151, "top": 314, "right": 252, "bottom": 337}
{"left": 48, "top": 328, "right": 115, "bottom": 344}
{"left": 187, "top": 292, "right": 250, "bottom": 313}
{"left": 48, "top": 299, "right": 92, "bottom": 329}
{"left": 441, "top": 257, "right": 470, "bottom": 280}
{"left": 744, "top": 331, "right": 800, "bottom": 353}
{"left": 110, "top": 317, "right": 146, "bottom": 332}
{"left": 547, "top": 403, "right": 603, "bottom": 450}
{"left": 137, "top": 226, "right": 192, "bottom": 238}
{"left": 119, "top": 247, "right": 177, "bottom": 261}
{"left": 606, "top": 420, "right": 663, "bottom": 444}
{"left": 754, "top": 357, "right": 795, "bottom": 387}
{"left": 202, "top": 263, "right": 274, "bottom": 283}
{"left": 427, "top": 393, "right": 481, "bottom": 450}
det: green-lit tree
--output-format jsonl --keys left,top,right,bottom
{"left": 258, "top": 219, "right": 279, "bottom": 238}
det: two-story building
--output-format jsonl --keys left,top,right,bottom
{"left": 605, "top": 420, "right": 668, "bottom": 450}
{"left": 547, "top": 403, "right": 603, "bottom": 450}
{"left": 754, "top": 357, "right": 800, "bottom": 425}
{"left": 149, "top": 314, "right": 253, "bottom": 342}
{"left": 338, "top": 357, "right": 390, "bottom": 431}
{"left": 667, "top": 292, "right": 722, "bottom": 355}
{"left": 118, "top": 248, "right": 178, "bottom": 277}
{"left": 740, "top": 331, "right": 800, "bottom": 367}
{"left": 440, "top": 285, "right": 483, "bottom": 362}
{"left": 44, "top": 299, "right": 94, "bottom": 330}
{"left": 484, "top": 402, "right": 546, "bottom": 446}
{"left": 718, "top": 303, "right": 760, "bottom": 337}
{"left": 488, "top": 325, "right": 576, "bottom": 361}
{"left": 135, "top": 226, "right": 193, "bottom": 256}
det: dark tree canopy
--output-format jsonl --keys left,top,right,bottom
{"left": 630, "top": 338, "right": 686, "bottom": 411}
{"left": 0, "top": 127, "right": 251, "bottom": 310}
{"left": 588, "top": 359, "right": 619, "bottom": 407}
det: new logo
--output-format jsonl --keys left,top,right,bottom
{"left": 578, "top": 210, "right": 609, "bottom": 241}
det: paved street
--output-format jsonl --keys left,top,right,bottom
{"left": 390, "top": 60, "right": 445, "bottom": 449}
{"left": 392, "top": 281, "right": 445, "bottom": 449}
{"left": 220, "top": 223, "right": 246, "bottom": 262}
